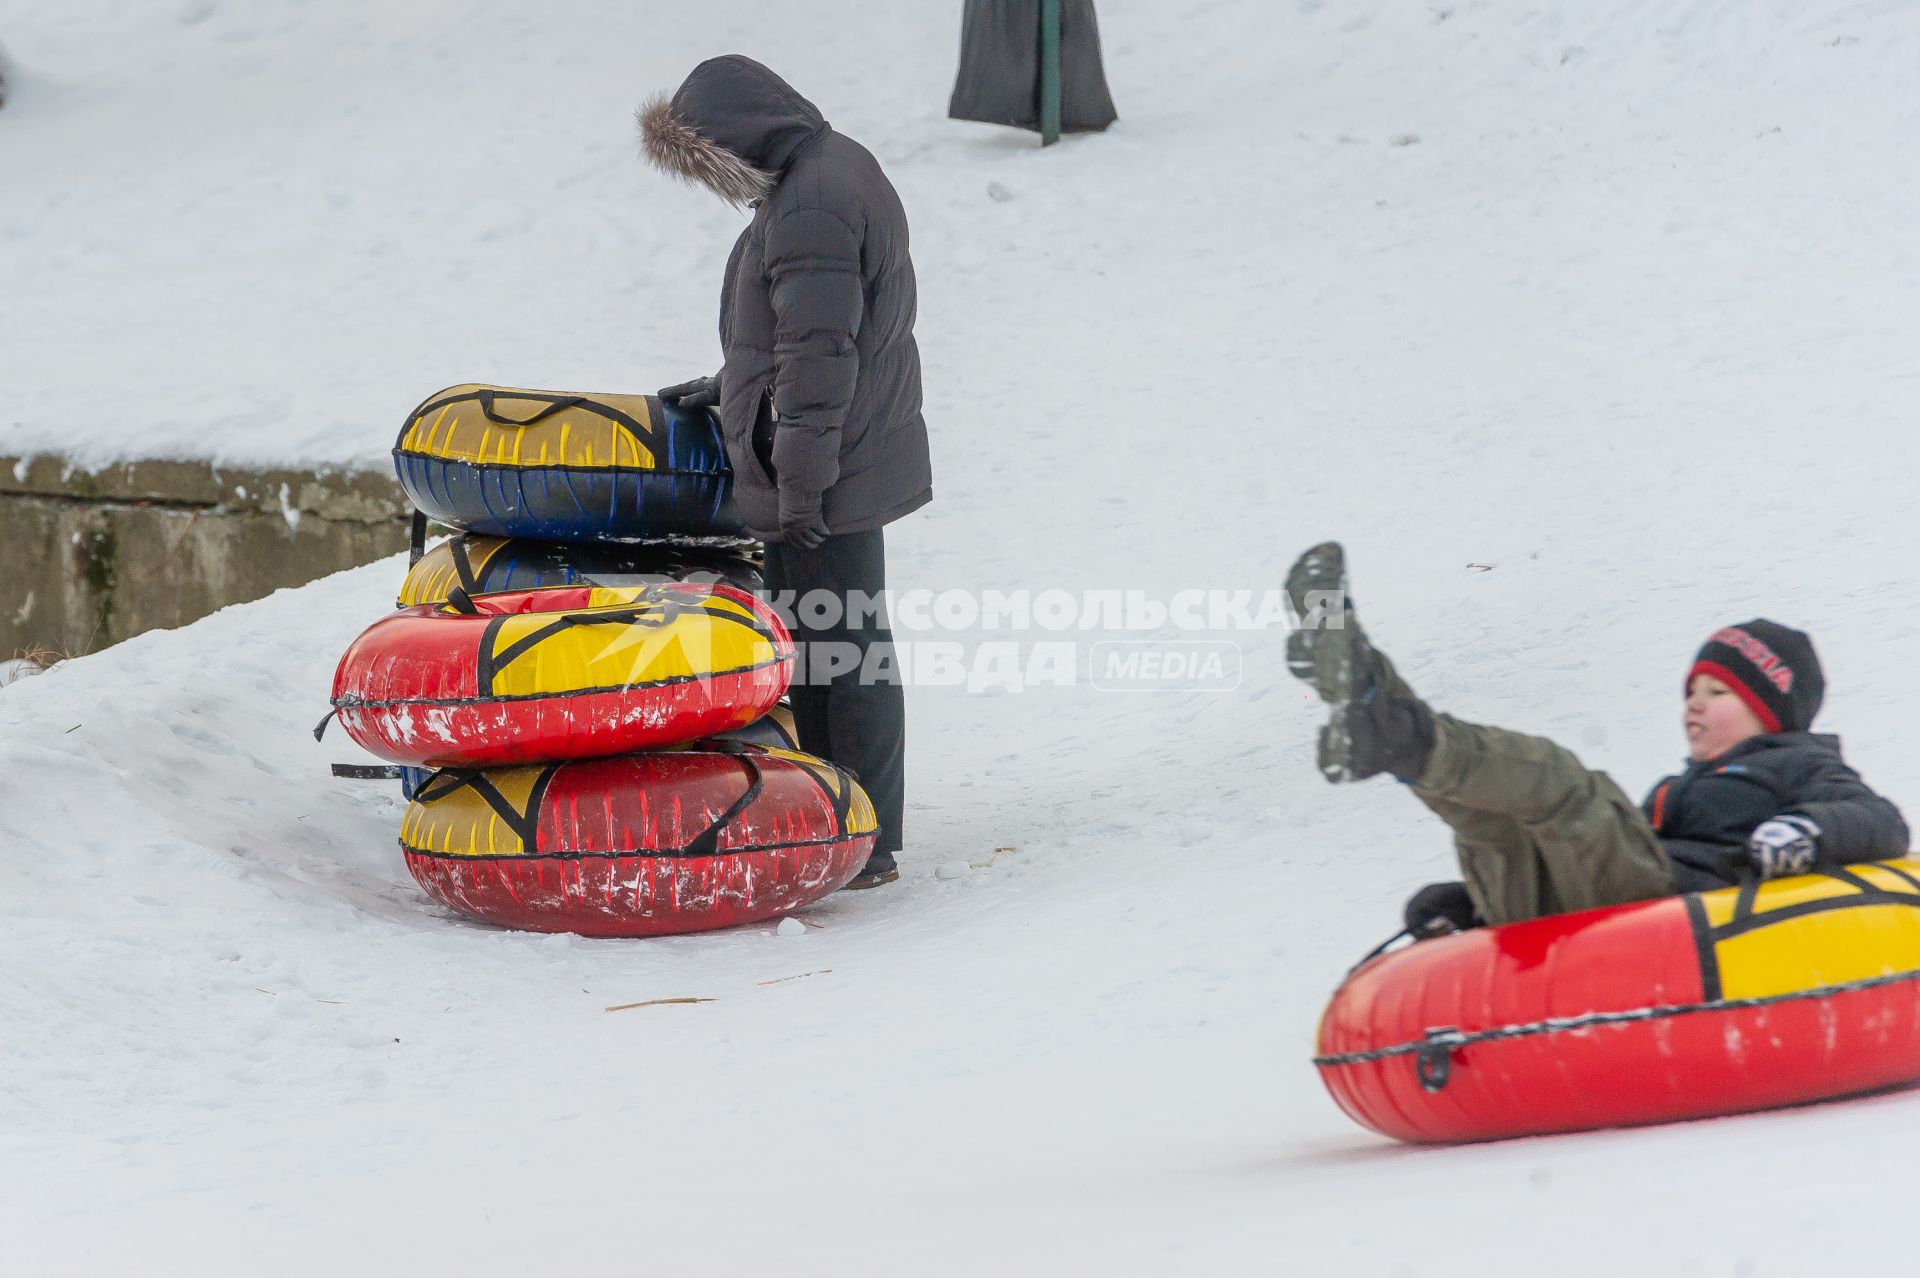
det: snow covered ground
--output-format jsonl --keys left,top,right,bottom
{"left": 7, "top": 1, "right": 1920, "bottom": 1273}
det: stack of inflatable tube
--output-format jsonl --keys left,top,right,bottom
{"left": 319, "top": 380, "right": 869, "bottom": 937}
{"left": 327, "top": 580, "right": 870, "bottom": 935}
{"left": 390, "top": 386, "right": 771, "bottom": 775}
{"left": 1314, "top": 859, "right": 1920, "bottom": 1142}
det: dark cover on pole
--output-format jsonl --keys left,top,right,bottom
{"left": 948, "top": 0, "right": 1118, "bottom": 134}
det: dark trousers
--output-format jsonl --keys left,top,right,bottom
{"left": 762, "top": 530, "right": 906, "bottom": 855}
{"left": 1374, "top": 651, "right": 1673, "bottom": 925}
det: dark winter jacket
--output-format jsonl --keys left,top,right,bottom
{"left": 641, "top": 56, "right": 933, "bottom": 541}
{"left": 1643, "top": 732, "right": 1909, "bottom": 892}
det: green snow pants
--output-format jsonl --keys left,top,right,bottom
{"left": 1376, "top": 654, "right": 1675, "bottom": 927}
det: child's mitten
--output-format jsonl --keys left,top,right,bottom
{"left": 1403, "top": 880, "right": 1481, "bottom": 938}
{"left": 1746, "top": 816, "right": 1821, "bottom": 879}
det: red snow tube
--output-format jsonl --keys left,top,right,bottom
{"left": 398, "top": 746, "right": 878, "bottom": 936}
{"left": 328, "top": 582, "right": 792, "bottom": 768}
{"left": 1315, "top": 860, "right": 1920, "bottom": 1143}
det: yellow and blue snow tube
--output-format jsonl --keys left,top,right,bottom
{"left": 396, "top": 534, "right": 763, "bottom": 609}
{"left": 394, "top": 384, "right": 744, "bottom": 541}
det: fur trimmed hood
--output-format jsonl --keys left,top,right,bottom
{"left": 638, "top": 56, "right": 828, "bottom": 207}
{"left": 637, "top": 95, "right": 774, "bottom": 207}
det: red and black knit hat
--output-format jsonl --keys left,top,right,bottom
{"left": 1687, "top": 619, "right": 1825, "bottom": 734}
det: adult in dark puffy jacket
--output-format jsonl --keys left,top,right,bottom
{"left": 641, "top": 56, "right": 932, "bottom": 889}
{"left": 1282, "top": 542, "right": 1909, "bottom": 934}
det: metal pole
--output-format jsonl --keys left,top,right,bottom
{"left": 1039, "top": 0, "right": 1062, "bottom": 146}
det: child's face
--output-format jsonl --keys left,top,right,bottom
{"left": 1684, "top": 673, "right": 1765, "bottom": 762}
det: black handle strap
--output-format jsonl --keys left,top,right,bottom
{"left": 398, "top": 389, "right": 668, "bottom": 462}
{"left": 768, "top": 707, "right": 799, "bottom": 751}
{"left": 477, "top": 584, "right": 767, "bottom": 692}
{"left": 414, "top": 769, "right": 473, "bottom": 803}
{"left": 478, "top": 598, "right": 688, "bottom": 686}
{"left": 679, "top": 753, "right": 765, "bottom": 858}
{"left": 408, "top": 509, "right": 428, "bottom": 567}
{"left": 1346, "top": 927, "right": 1410, "bottom": 978}
{"left": 815, "top": 758, "right": 855, "bottom": 836}
{"left": 313, "top": 707, "right": 339, "bottom": 741}
{"left": 407, "top": 750, "right": 856, "bottom": 860}
{"left": 413, "top": 757, "right": 753, "bottom": 858}
{"left": 475, "top": 390, "right": 588, "bottom": 427}
{"left": 332, "top": 763, "right": 404, "bottom": 780}
{"left": 715, "top": 739, "right": 855, "bottom": 838}
{"left": 449, "top": 535, "right": 482, "bottom": 597}
{"left": 415, "top": 767, "right": 553, "bottom": 849}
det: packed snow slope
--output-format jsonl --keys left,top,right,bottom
{"left": 7, "top": 1, "right": 1920, "bottom": 1274}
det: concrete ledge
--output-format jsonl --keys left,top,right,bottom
{"left": 2, "top": 455, "right": 406, "bottom": 523}
{"left": 2, "top": 455, "right": 411, "bottom": 657}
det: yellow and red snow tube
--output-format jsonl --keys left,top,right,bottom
{"left": 1315, "top": 859, "right": 1920, "bottom": 1143}
{"left": 400, "top": 745, "right": 877, "bottom": 936}
{"left": 330, "top": 582, "right": 792, "bottom": 768}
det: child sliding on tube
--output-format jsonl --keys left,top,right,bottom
{"left": 1283, "top": 542, "right": 1909, "bottom": 939}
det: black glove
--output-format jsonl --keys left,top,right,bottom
{"left": 1404, "top": 881, "right": 1481, "bottom": 939}
{"left": 658, "top": 374, "right": 720, "bottom": 410}
{"left": 777, "top": 488, "right": 830, "bottom": 549}
{"left": 1747, "top": 816, "right": 1820, "bottom": 880}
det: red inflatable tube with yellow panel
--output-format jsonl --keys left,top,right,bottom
{"left": 1315, "top": 860, "right": 1920, "bottom": 1143}
{"left": 398, "top": 745, "right": 877, "bottom": 936}
{"left": 328, "top": 582, "right": 792, "bottom": 768}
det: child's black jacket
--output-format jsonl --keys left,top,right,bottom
{"left": 1644, "top": 732, "right": 1909, "bottom": 892}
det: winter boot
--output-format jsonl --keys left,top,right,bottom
{"left": 841, "top": 850, "right": 900, "bottom": 891}
{"left": 1283, "top": 541, "right": 1436, "bottom": 783}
